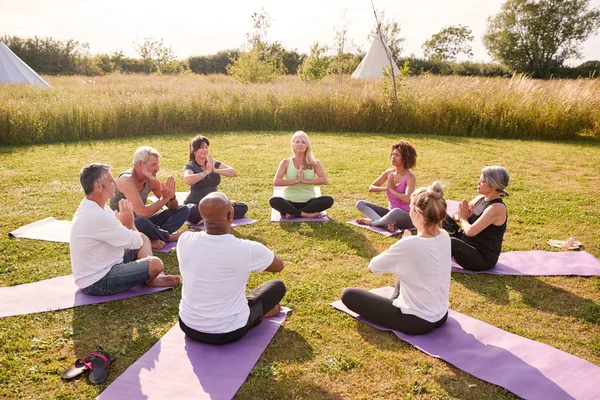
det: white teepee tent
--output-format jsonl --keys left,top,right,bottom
{"left": 351, "top": 36, "right": 399, "bottom": 79}
{"left": 0, "top": 41, "right": 51, "bottom": 87}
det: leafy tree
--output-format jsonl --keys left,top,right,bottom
{"left": 228, "top": 9, "right": 286, "bottom": 83}
{"left": 135, "top": 37, "right": 177, "bottom": 74}
{"left": 484, "top": 0, "right": 600, "bottom": 77}
{"left": 368, "top": 10, "right": 404, "bottom": 62}
{"left": 299, "top": 42, "right": 330, "bottom": 82}
{"left": 2, "top": 35, "right": 89, "bottom": 75}
{"left": 422, "top": 25, "right": 474, "bottom": 61}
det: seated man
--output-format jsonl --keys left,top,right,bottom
{"left": 110, "top": 146, "right": 189, "bottom": 249}
{"left": 71, "top": 163, "right": 180, "bottom": 296}
{"left": 177, "top": 192, "right": 286, "bottom": 344}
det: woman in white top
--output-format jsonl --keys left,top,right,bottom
{"left": 341, "top": 182, "right": 451, "bottom": 335}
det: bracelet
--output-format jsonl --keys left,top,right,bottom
{"left": 169, "top": 195, "right": 176, "bottom": 201}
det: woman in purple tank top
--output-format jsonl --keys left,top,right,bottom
{"left": 356, "top": 141, "right": 417, "bottom": 232}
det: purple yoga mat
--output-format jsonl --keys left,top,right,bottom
{"left": 347, "top": 220, "right": 402, "bottom": 236}
{"left": 152, "top": 240, "right": 178, "bottom": 253}
{"left": 452, "top": 250, "right": 600, "bottom": 276}
{"left": 333, "top": 287, "right": 600, "bottom": 400}
{"left": 97, "top": 308, "right": 290, "bottom": 400}
{"left": 270, "top": 187, "right": 329, "bottom": 222}
{"left": 0, "top": 275, "right": 171, "bottom": 318}
{"left": 9, "top": 217, "right": 72, "bottom": 243}
{"left": 185, "top": 217, "right": 257, "bottom": 230}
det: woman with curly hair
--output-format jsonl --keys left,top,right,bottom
{"left": 355, "top": 140, "right": 417, "bottom": 231}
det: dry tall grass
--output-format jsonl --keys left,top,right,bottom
{"left": 1, "top": 74, "right": 599, "bottom": 145}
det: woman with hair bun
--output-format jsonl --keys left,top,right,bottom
{"left": 444, "top": 166, "right": 509, "bottom": 271}
{"left": 341, "top": 182, "right": 451, "bottom": 335}
{"left": 356, "top": 140, "right": 417, "bottom": 231}
{"left": 183, "top": 135, "right": 248, "bottom": 225}
{"left": 269, "top": 131, "right": 334, "bottom": 219}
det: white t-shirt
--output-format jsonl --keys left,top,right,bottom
{"left": 177, "top": 231, "right": 275, "bottom": 334}
{"left": 369, "top": 230, "right": 451, "bottom": 322}
{"left": 70, "top": 198, "right": 143, "bottom": 289}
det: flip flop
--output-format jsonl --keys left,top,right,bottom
{"left": 60, "top": 358, "right": 90, "bottom": 380}
{"left": 87, "top": 347, "right": 116, "bottom": 385}
{"left": 547, "top": 239, "right": 582, "bottom": 250}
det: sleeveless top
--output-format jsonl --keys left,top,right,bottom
{"left": 462, "top": 197, "right": 507, "bottom": 263}
{"left": 386, "top": 171, "right": 412, "bottom": 212}
{"left": 109, "top": 168, "right": 151, "bottom": 211}
{"left": 283, "top": 158, "right": 317, "bottom": 203}
{"left": 183, "top": 159, "right": 222, "bottom": 206}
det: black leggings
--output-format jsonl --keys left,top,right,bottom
{"left": 179, "top": 279, "right": 286, "bottom": 345}
{"left": 451, "top": 237, "right": 497, "bottom": 271}
{"left": 444, "top": 217, "right": 497, "bottom": 271}
{"left": 340, "top": 284, "right": 447, "bottom": 335}
{"left": 269, "top": 196, "right": 334, "bottom": 218}
{"left": 186, "top": 202, "right": 248, "bottom": 224}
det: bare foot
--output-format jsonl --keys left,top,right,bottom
{"left": 263, "top": 304, "right": 282, "bottom": 318}
{"left": 147, "top": 274, "right": 181, "bottom": 287}
{"left": 168, "top": 231, "right": 185, "bottom": 242}
{"left": 301, "top": 212, "right": 323, "bottom": 218}
{"left": 386, "top": 224, "right": 397, "bottom": 232}
{"left": 284, "top": 213, "right": 295, "bottom": 219}
{"left": 151, "top": 239, "right": 166, "bottom": 249}
{"left": 356, "top": 218, "right": 372, "bottom": 226}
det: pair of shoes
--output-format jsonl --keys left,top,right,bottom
{"left": 60, "top": 346, "right": 116, "bottom": 384}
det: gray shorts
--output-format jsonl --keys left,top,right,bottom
{"left": 82, "top": 249, "right": 150, "bottom": 296}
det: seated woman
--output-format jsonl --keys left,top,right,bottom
{"left": 269, "top": 131, "right": 334, "bottom": 219}
{"left": 356, "top": 140, "right": 417, "bottom": 231}
{"left": 183, "top": 135, "right": 248, "bottom": 225}
{"left": 443, "top": 166, "right": 509, "bottom": 271}
{"left": 341, "top": 182, "right": 450, "bottom": 335}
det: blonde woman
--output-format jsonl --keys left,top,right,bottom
{"left": 341, "top": 182, "right": 450, "bottom": 335}
{"left": 269, "top": 131, "right": 334, "bottom": 219}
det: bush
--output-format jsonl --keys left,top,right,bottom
{"left": 227, "top": 50, "right": 285, "bottom": 83}
{"left": 299, "top": 43, "right": 330, "bottom": 82}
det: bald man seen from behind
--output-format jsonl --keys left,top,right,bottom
{"left": 176, "top": 192, "right": 286, "bottom": 344}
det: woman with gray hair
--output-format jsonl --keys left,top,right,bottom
{"left": 444, "top": 166, "right": 509, "bottom": 271}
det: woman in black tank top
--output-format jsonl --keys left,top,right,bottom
{"left": 443, "top": 166, "right": 509, "bottom": 271}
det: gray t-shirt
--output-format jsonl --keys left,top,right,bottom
{"left": 183, "top": 160, "right": 222, "bottom": 205}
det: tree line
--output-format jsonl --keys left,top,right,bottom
{"left": 3, "top": 0, "right": 600, "bottom": 80}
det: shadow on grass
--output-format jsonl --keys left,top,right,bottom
{"left": 453, "top": 274, "right": 600, "bottom": 324}
{"left": 237, "top": 377, "right": 343, "bottom": 400}
{"left": 275, "top": 219, "right": 380, "bottom": 260}
{"left": 71, "top": 288, "right": 180, "bottom": 394}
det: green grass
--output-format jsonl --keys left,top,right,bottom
{"left": 1, "top": 132, "right": 599, "bottom": 399}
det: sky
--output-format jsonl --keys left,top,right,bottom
{"left": 2, "top": 0, "right": 600, "bottom": 65}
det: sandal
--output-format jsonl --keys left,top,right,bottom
{"left": 60, "top": 358, "right": 90, "bottom": 380}
{"left": 87, "top": 347, "right": 116, "bottom": 385}
{"left": 547, "top": 238, "right": 582, "bottom": 251}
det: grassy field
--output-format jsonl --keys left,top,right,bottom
{"left": 1, "top": 132, "right": 600, "bottom": 399}
{"left": 2, "top": 74, "right": 600, "bottom": 145}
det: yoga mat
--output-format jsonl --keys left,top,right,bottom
{"left": 452, "top": 250, "right": 600, "bottom": 276}
{"left": 347, "top": 220, "right": 402, "bottom": 237}
{"left": 152, "top": 240, "right": 178, "bottom": 253}
{"left": 97, "top": 308, "right": 290, "bottom": 400}
{"left": 0, "top": 275, "right": 171, "bottom": 318}
{"left": 333, "top": 287, "right": 600, "bottom": 400}
{"left": 270, "top": 186, "right": 329, "bottom": 222}
{"left": 185, "top": 217, "right": 257, "bottom": 230}
{"left": 9, "top": 217, "right": 72, "bottom": 243}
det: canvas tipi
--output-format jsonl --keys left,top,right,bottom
{"left": 0, "top": 41, "right": 51, "bottom": 87}
{"left": 351, "top": 36, "right": 399, "bottom": 79}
